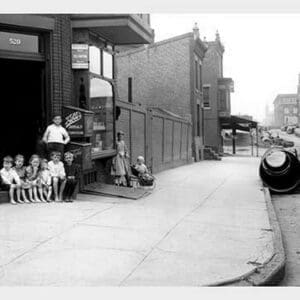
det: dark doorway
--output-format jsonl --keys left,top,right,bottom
{"left": 0, "top": 58, "right": 46, "bottom": 161}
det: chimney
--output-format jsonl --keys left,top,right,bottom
{"left": 215, "top": 30, "right": 220, "bottom": 41}
{"left": 193, "top": 23, "right": 199, "bottom": 40}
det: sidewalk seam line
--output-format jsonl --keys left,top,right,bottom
{"left": 118, "top": 176, "right": 230, "bottom": 286}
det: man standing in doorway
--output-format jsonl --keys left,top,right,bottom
{"left": 43, "top": 115, "right": 70, "bottom": 159}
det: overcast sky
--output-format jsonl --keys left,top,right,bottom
{"left": 151, "top": 14, "right": 300, "bottom": 122}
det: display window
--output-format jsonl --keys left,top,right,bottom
{"left": 86, "top": 43, "right": 116, "bottom": 158}
{"left": 89, "top": 46, "right": 101, "bottom": 75}
{"left": 89, "top": 76, "right": 114, "bottom": 156}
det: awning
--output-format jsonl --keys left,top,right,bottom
{"left": 220, "top": 115, "right": 258, "bottom": 132}
{"left": 71, "top": 14, "right": 154, "bottom": 45}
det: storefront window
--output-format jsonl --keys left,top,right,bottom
{"left": 103, "top": 50, "right": 113, "bottom": 79}
{"left": 89, "top": 46, "right": 101, "bottom": 75}
{"left": 90, "top": 76, "right": 114, "bottom": 155}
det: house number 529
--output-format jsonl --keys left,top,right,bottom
{"left": 9, "top": 38, "right": 21, "bottom": 45}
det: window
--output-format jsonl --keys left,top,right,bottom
{"left": 199, "top": 64, "right": 202, "bottom": 91}
{"left": 293, "top": 107, "right": 298, "bottom": 114}
{"left": 128, "top": 77, "right": 132, "bottom": 103}
{"left": 88, "top": 44, "right": 115, "bottom": 157}
{"left": 284, "top": 107, "right": 289, "bottom": 114}
{"left": 218, "top": 90, "right": 227, "bottom": 111}
{"left": 89, "top": 45, "right": 114, "bottom": 79}
{"left": 203, "top": 86, "right": 210, "bottom": 108}
{"left": 89, "top": 76, "right": 114, "bottom": 155}
{"left": 89, "top": 46, "right": 101, "bottom": 75}
{"left": 195, "top": 60, "right": 199, "bottom": 90}
{"left": 103, "top": 50, "right": 113, "bottom": 79}
{"left": 195, "top": 57, "right": 202, "bottom": 91}
{"left": 197, "top": 104, "right": 201, "bottom": 136}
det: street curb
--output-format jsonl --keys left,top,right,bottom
{"left": 207, "top": 187, "right": 286, "bottom": 286}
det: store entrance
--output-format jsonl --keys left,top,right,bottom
{"left": 0, "top": 58, "right": 47, "bottom": 161}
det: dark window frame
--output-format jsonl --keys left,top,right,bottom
{"left": 128, "top": 77, "right": 132, "bottom": 103}
{"left": 203, "top": 86, "right": 210, "bottom": 108}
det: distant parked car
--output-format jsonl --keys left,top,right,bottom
{"left": 281, "top": 125, "right": 288, "bottom": 131}
{"left": 286, "top": 126, "right": 296, "bottom": 134}
{"left": 274, "top": 138, "right": 294, "bottom": 148}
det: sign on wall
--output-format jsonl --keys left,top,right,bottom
{"left": 62, "top": 106, "right": 94, "bottom": 137}
{"left": 72, "top": 44, "right": 89, "bottom": 69}
{"left": 0, "top": 31, "right": 39, "bottom": 53}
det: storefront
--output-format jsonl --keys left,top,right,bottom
{"left": 0, "top": 14, "right": 154, "bottom": 187}
{"left": 0, "top": 16, "right": 53, "bottom": 159}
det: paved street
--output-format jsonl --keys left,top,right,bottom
{"left": 272, "top": 194, "right": 300, "bottom": 286}
{"left": 269, "top": 129, "right": 300, "bottom": 286}
{"left": 0, "top": 157, "right": 274, "bottom": 286}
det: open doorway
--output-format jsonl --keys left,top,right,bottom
{"left": 0, "top": 58, "right": 46, "bottom": 160}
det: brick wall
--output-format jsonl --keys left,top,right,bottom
{"left": 116, "top": 36, "right": 192, "bottom": 121}
{"left": 202, "top": 42, "right": 223, "bottom": 151}
{"left": 51, "top": 15, "right": 73, "bottom": 117}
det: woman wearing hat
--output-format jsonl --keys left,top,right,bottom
{"left": 111, "top": 131, "right": 130, "bottom": 186}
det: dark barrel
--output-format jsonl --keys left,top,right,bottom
{"left": 259, "top": 147, "right": 300, "bottom": 193}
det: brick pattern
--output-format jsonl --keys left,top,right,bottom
{"left": 116, "top": 37, "right": 192, "bottom": 121}
{"left": 202, "top": 42, "right": 223, "bottom": 152}
{"left": 51, "top": 15, "right": 73, "bottom": 117}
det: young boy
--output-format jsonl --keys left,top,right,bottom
{"left": 48, "top": 151, "right": 66, "bottom": 202}
{"left": 134, "top": 156, "right": 155, "bottom": 186}
{"left": 0, "top": 156, "right": 21, "bottom": 204}
{"left": 43, "top": 115, "right": 70, "bottom": 159}
{"left": 135, "top": 156, "right": 149, "bottom": 175}
{"left": 64, "top": 152, "right": 80, "bottom": 202}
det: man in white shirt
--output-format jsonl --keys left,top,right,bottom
{"left": 43, "top": 115, "right": 70, "bottom": 159}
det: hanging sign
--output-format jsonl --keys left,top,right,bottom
{"left": 72, "top": 44, "right": 89, "bottom": 69}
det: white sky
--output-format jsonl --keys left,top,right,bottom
{"left": 151, "top": 14, "right": 300, "bottom": 122}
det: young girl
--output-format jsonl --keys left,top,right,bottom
{"left": 39, "top": 159, "right": 53, "bottom": 202}
{"left": 26, "top": 154, "right": 45, "bottom": 203}
{"left": 111, "top": 131, "right": 130, "bottom": 186}
{"left": 48, "top": 151, "right": 66, "bottom": 202}
{"left": 13, "top": 154, "right": 31, "bottom": 203}
{"left": 0, "top": 156, "right": 21, "bottom": 204}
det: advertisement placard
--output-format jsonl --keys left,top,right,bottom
{"left": 72, "top": 44, "right": 89, "bottom": 69}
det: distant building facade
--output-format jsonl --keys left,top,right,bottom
{"left": 273, "top": 94, "right": 298, "bottom": 127}
{"left": 202, "top": 31, "right": 234, "bottom": 154}
{"left": 116, "top": 24, "right": 207, "bottom": 163}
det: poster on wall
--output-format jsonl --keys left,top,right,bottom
{"left": 72, "top": 44, "right": 89, "bottom": 69}
{"left": 62, "top": 106, "right": 94, "bottom": 137}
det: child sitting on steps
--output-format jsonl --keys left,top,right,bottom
{"left": 0, "top": 156, "right": 21, "bottom": 205}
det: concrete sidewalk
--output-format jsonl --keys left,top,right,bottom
{"left": 0, "top": 157, "right": 275, "bottom": 286}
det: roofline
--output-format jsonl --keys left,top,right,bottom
{"left": 116, "top": 32, "right": 194, "bottom": 57}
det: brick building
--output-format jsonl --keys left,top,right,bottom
{"left": 116, "top": 24, "right": 207, "bottom": 163}
{"left": 273, "top": 94, "right": 298, "bottom": 127}
{"left": 0, "top": 14, "right": 153, "bottom": 184}
{"left": 202, "top": 31, "right": 234, "bottom": 155}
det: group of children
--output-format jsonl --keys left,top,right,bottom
{"left": 0, "top": 151, "right": 79, "bottom": 205}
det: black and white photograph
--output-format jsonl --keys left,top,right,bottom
{"left": 0, "top": 1, "right": 300, "bottom": 296}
